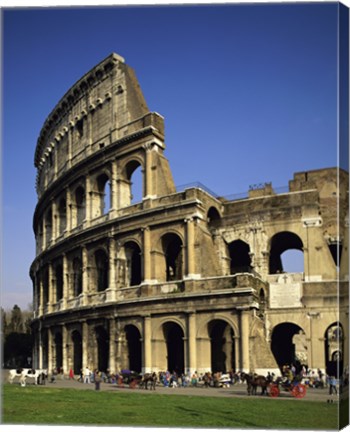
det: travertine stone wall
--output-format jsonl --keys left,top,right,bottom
{"left": 31, "top": 54, "right": 348, "bottom": 379}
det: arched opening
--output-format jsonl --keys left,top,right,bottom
{"left": 163, "top": 322, "right": 184, "bottom": 374}
{"left": 43, "top": 268, "right": 49, "bottom": 306}
{"left": 72, "top": 330, "right": 82, "bottom": 375}
{"left": 124, "top": 160, "right": 143, "bottom": 206}
{"left": 325, "top": 322, "right": 343, "bottom": 378}
{"left": 161, "top": 233, "right": 183, "bottom": 281}
{"left": 269, "top": 232, "right": 304, "bottom": 274}
{"left": 130, "top": 165, "right": 143, "bottom": 204}
{"left": 228, "top": 240, "right": 252, "bottom": 274}
{"left": 73, "top": 257, "right": 83, "bottom": 297}
{"left": 280, "top": 250, "right": 304, "bottom": 273}
{"left": 125, "top": 325, "right": 142, "bottom": 373}
{"left": 55, "top": 263, "right": 63, "bottom": 302}
{"left": 271, "top": 323, "right": 306, "bottom": 371}
{"left": 96, "top": 326, "right": 109, "bottom": 372}
{"left": 54, "top": 333, "right": 63, "bottom": 371}
{"left": 258, "top": 288, "right": 266, "bottom": 318}
{"left": 208, "top": 320, "right": 235, "bottom": 373}
{"left": 45, "top": 209, "right": 52, "bottom": 244}
{"left": 95, "top": 249, "right": 109, "bottom": 292}
{"left": 207, "top": 207, "right": 221, "bottom": 230}
{"left": 58, "top": 198, "right": 67, "bottom": 235}
{"left": 75, "top": 186, "right": 86, "bottom": 226}
{"left": 124, "top": 242, "right": 142, "bottom": 286}
{"left": 97, "top": 173, "right": 111, "bottom": 216}
{"left": 42, "top": 330, "right": 48, "bottom": 369}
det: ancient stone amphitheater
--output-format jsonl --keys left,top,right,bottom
{"left": 30, "top": 53, "right": 348, "bottom": 378}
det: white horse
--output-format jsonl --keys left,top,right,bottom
{"left": 8, "top": 368, "right": 48, "bottom": 386}
{"left": 8, "top": 368, "right": 30, "bottom": 384}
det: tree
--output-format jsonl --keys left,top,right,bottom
{"left": 9, "top": 304, "right": 24, "bottom": 333}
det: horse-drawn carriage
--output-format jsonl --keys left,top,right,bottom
{"left": 241, "top": 372, "right": 307, "bottom": 399}
{"left": 268, "top": 378, "right": 307, "bottom": 399}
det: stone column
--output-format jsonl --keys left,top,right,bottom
{"left": 67, "top": 126, "right": 73, "bottom": 168}
{"left": 110, "top": 160, "right": 118, "bottom": 213}
{"left": 144, "top": 143, "right": 153, "bottom": 199}
{"left": 48, "top": 327, "right": 53, "bottom": 374}
{"left": 39, "top": 274, "right": 44, "bottom": 316}
{"left": 143, "top": 315, "right": 152, "bottom": 373}
{"left": 85, "top": 176, "right": 91, "bottom": 224}
{"left": 51, "top": 200, "right": 58, "bottom": 242}
{"left": 240, "top": 308, "right": 250, "bottom": 372}
{"left": 185, "top": 218, "right": 199, "bottom": 279}
{"left": 38, "top": 326, "right": 43, "bottom": 369}
{"left": 82, "top": 321, "right": 89, "bottom": 369}
{"left": 188, "top": 312, "right": 197, "bottom": 374}
{"left": 62, "top": 325, "right": 68, "bottom": 377}
{"left": 42, "top": 218, "right": 47, "bottom": 251}
{"left": 48, "top": 262, "right": 54, "bottom": 313}
{"left": 66, "top": 187, "right": 72, "bottom": 233}
{"left": 109, "top": 319, "right": 116, "bottom": 373}
{"left": 82, "top": 246, "right": 89, "bottom": 305}
{"left": 308, "top": 312, "right": 323, "bottom": 370}
{"left": 62, "top": 254, "right": 68, "bottom": 308}
{"left": 142, "top": 227, "right": 152, "bottom": 283}
{"left": 107, "top": 238, "right": 116, "bottom": 301}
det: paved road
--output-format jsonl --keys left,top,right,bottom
{"left": 3, "top": 370, "right": 340, "bottom": 403}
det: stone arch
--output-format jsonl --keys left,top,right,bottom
{"left": 95, "top": 326, "right": 109, "bottom": 372}
{"left": 120, "top": 158, "right": 145, "bottom": 207}
{"left": 74, "top": 184, "right": 86, "bottom": 226}
{"left": 71, "top": 330, "right": 82, "bottom": 375}
{"left": 258, "top": 287, "right": 266, "bottom": 317}
{"left": 207, "top": 206, "right": 222, "bottom": 230}
{"left": 95, "top": 172, "right": 111, "bottom": 216}
{"left": 325, "top": 322, "right": 343, "bottom": 378}
{"left": 42, "top": 329, "right": 49, "bottom": 369}
{"left": 42, "top": 267, "right": 49, "bottom": 306}
{"left": 269, "top": 231, "right": 304, "bottom": 274}
{"left": 124, "top": 241, "right": 142, "bottom": 286}
{"left": 72, "top": 255, "right": 83, "bottom": 297}
{"left": 207, "top": 319, "right": 237, "bottom": 373}
{"left": 162, "top": 321, "right": 185, "bottom": 374}
{"left": 94, "top": 248, "right": 109, "bottom": 292}
{"left": 58, "top": 196, "right": 67, "bottom": 235}
{"left": 160, "top": 232, "right": 184, "bottom": 282}
{"left": 124, "top": 324, "right": 142, "bottom": 373}
{"left": 54, "top": 260, "right": 64, "bottom": 302}
{"left": 54, "top": 331, "right": 63, "bottom": 371}
{"left": 197, "top": 314, "right": 239, "bottom": 339}
{"left": 228, "top": 239, "right": 252, "bottom": 274}
{"left": 271, "top": 322, "right": 306, "bottom": 371}
{"left": 45, "top": 208, "right": 53, "bottom": 245}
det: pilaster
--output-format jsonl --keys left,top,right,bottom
{"left": 143, "top": 315, "right": 152, "bottom": 373}
{"left": 188, "top": 312, "right": 197, "bottom": 374}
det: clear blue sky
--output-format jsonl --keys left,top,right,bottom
{"left": 1, "top": 3, "right": 346, "bottom": 310}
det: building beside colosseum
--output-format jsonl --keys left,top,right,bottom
{"left": 30, "top": 53, "right": 348, "bottom": 378}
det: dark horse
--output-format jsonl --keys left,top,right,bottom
{"left": 139, "top": 372, "right": 157, "bottom": 390}
{"left": 241, "top": 372, "right": 270, "bottom": 396}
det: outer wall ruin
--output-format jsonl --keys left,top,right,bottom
{"left": 30, "top": 53, "right": 349, "bottom": 378}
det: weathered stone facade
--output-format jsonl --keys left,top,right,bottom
{"left": 30, "top": 53, "right": 349, "bottom": 377}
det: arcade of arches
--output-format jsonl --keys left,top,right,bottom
{"left": 37, "top": 317, "right": 346, "bottom": 378}
{"left": 31, "top": 54, "right": 348, "bottom": 380}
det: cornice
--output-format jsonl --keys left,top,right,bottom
{"left": 34, "top": 53, "right": 124, "bottom": 167}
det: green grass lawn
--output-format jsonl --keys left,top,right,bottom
{"left": 2, "top": 384, "right": 341, "bottom": 429}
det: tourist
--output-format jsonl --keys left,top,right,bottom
{"left": 69, "top": 368, "right": 74, "bottom": 380}
{"left": 329, "top": 376, "right": 337, "bottom": 395}
{"left": 94, "top": 370, "right": 102, "bottom": 390}
{"left": 84, "top": 366, "right": 91, "bottom": 384}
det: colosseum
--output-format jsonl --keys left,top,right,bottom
{"left": 30, "top": 53, "right": 348, "bottom": 379}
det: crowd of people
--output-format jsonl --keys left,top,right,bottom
{"left": 49, "top": 363, "right": 349, "bottom": 395}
